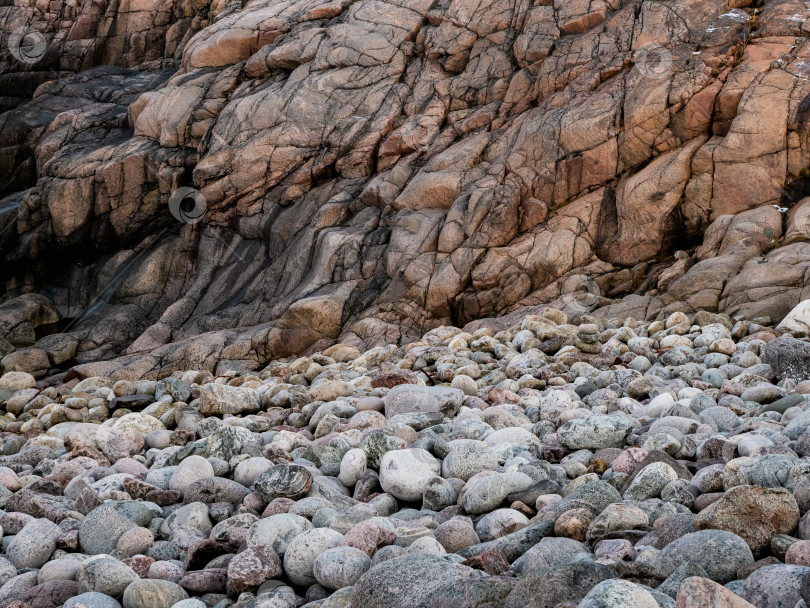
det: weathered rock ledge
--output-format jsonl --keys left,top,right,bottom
{"left": 5, "top": 0, "right": 810, "bottom": 379}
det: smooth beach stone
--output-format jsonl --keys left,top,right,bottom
{"left": 122, "top": 579, "right": 188, "bottom": 608}
{"left": 313, "top": 546, "right": 372, "bottom": 589}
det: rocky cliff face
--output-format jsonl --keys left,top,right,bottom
{"left": 3, "top": 0, "right": 810, "bottom": 380}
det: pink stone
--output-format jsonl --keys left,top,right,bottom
{"left": 262, "top": 497, "right": 295, "bottom": 517}
{"left": 786, "top": 540, "right": 810, "bottom": 566}
{"left": 112, "top": 457, "right": 148, "bottom": 478}
{"left": 339, "top": 522, "right": 396, "bottom": 557}
{"left": 611, "top": 448, "right": 649, "bottom": 474}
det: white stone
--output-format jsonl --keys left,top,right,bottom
{"left": 379, "top": 449, "right": 441, "bottom": 501}
{"left": 0, "top": 372, "right": 36, "bottom": 393}
{"left": 283, "top": 528, "right": 343, "bottom": 586}
{"left": 234, "top": 457, "right": 274, "bottom": 487}
{"left": 778, "top": 300, "right": 810, "bottom": 333}
{"left": 247, "top": 513, "right": 313, "bottom": 555}
{"left": 169, "top": 455, "right": 214, "bottom": 494}
{"left": 338, "top": 448, "right": 367, "bottom": 487}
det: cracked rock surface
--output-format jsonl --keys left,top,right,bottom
{"left": 5, "top": 0, "right": 810, "bottom": 379}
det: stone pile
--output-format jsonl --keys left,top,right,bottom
{"left": 2, "top": 305, "right": 810, "bottom": 607}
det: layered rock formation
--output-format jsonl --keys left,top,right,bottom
{"left": 3, "top": 0, "right": 810, "bottom": 379}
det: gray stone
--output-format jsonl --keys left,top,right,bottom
{"left": 38, "top": 557, "right": 82, "bottom": 584}
{"left": 0, "top": 571, "right": 39, "bottom": 603}
{"left": 248, "top": 514, "right": 314, "bottom": 556}
{"left": 183, "top": 476, "right": 250, "bottom": 506}
{"left": 155, "top": 377, "right": 191, "bottom": 403}
{"left": 623, "top": 462, "right": 678, "bottom": 501}
{"left": 764, "top": 394, "right": 806, "bottom": 414}
{"left": 361, "top": 431, "right": 403, "bottom": 469}
{"left": 554, "top": 481, "right": 622, "bottom": 518}
{"left": 159, "top": 502, "right": 212, "bottom": 550}
{"left": 740, "top": 455, "right": 810, "bottom": 490}
{"left": 388, "top": 412, "right": 444, "bottom": 431}
{"left": 122, "top": 579, "right": 188, "bottom": 608}
{"left": 577, "top": 579, "right": 660, "bottom": 608}
{"left": 586, "top": 503, "right": 650, "bottom": 543}
{"left": 350, "top": 553, "right": 475, "bottom": 608}
{"left": 785, "top": 411, "right": 810, "bottom": 440}
{"left": 504, "top": 562, "right": 616, "bottom": 608}
{"left": 657, "top": 562, "right": 709, "bottom": 598}
{"left": 384, "top": 385, "right": 464, "bottom": 418}
{"left": 463, "top": 472, "right": 534, "bottom": 514}
{"left": 169, "top": 601, "right": 206, "bottom": 608}
{"left": 313, "top": 546, "right": 372, "bottom": 589}
{"left": 283, "top": 528, "right": 343, "bottom": 586}
{"left": 169, "top": 455, "right": 214, "bottom": 494}
{"left": 698, "top": 406, "right": 740, "bottom": 433}
{"left": 425, "top": 577, "right": 515, "bottom": 608}
{"left": 474, "top": 508, "right": 529, "bottom": 542}
{"left": 0, "top": 557, "right": 15, "bottom": 588}
{"left": 145, "top": 467, "right": 176, "bottom": 490}
{"left": 7, "top": 517, "right": 61, "bottom": 568}
{"left": 338, "top": 448, "right": 367, "bottom": 487}
{"left": 701, "top": 371, "right": 724, "bottom": 389}
{"left": 422, "top": 476, "right": 457, "bottom": 511}
{"left": 740, "top": 564, "right": 809, "bottom": 608}
{"left": 656, "top": 530, "right": 754, "bottom": 584}
{"left": 511, "top": 536, "right": 586, "bottom": 575}
{"left": 457, "top": 521, "right": 555, "bottom": 562}
{"left": 558, "top": 416, "right": 634, "bottom": 450}
{"left": 761, "top": 337, "right": 810, "bottom": 381}
{"left": 206, "top": 425, "right": 256, "bottom": 460}
{"left": 235, "top": 457, "right": 275, "bottom": 487}
{"left": 740, "top": 383, "right": 784, "bottom": 404}
{"left": 441, "top": 443, "right": 499, "bottom": 481}
{"left": 78, "top": 555, "right": 139, "bottom": 597}
{"left": 79, "top": 505, "right": 136, "bottom": 555}
{"left": 64, "top": 593, "right": 123, "bottom": 608}
{"left": 107, "top": 501, "right": 162, "bottom": 528}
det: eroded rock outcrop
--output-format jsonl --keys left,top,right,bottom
{"left": 3, "top": 0, "right": 810, "bottom": 379}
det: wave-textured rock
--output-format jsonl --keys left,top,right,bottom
{"left": 4, "top": 0, "right": 810, "bottom": 379}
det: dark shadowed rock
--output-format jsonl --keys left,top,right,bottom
{"left": 656, "top": 530, "right": 754, "bottom": 584}
{"left": 741, "top": 564, "right": 810, "bottom": 608}
{"left": 761, "top": 337, "right": 810, "bottom": 382}
{"left": 504, "top": 562, "right": 616, "bottom": 608}
{"left": 350, "top": 554, "right": 476, "bottom": 608}
{"left": 79, "top": 505, "right": 137, "bottom": 555}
